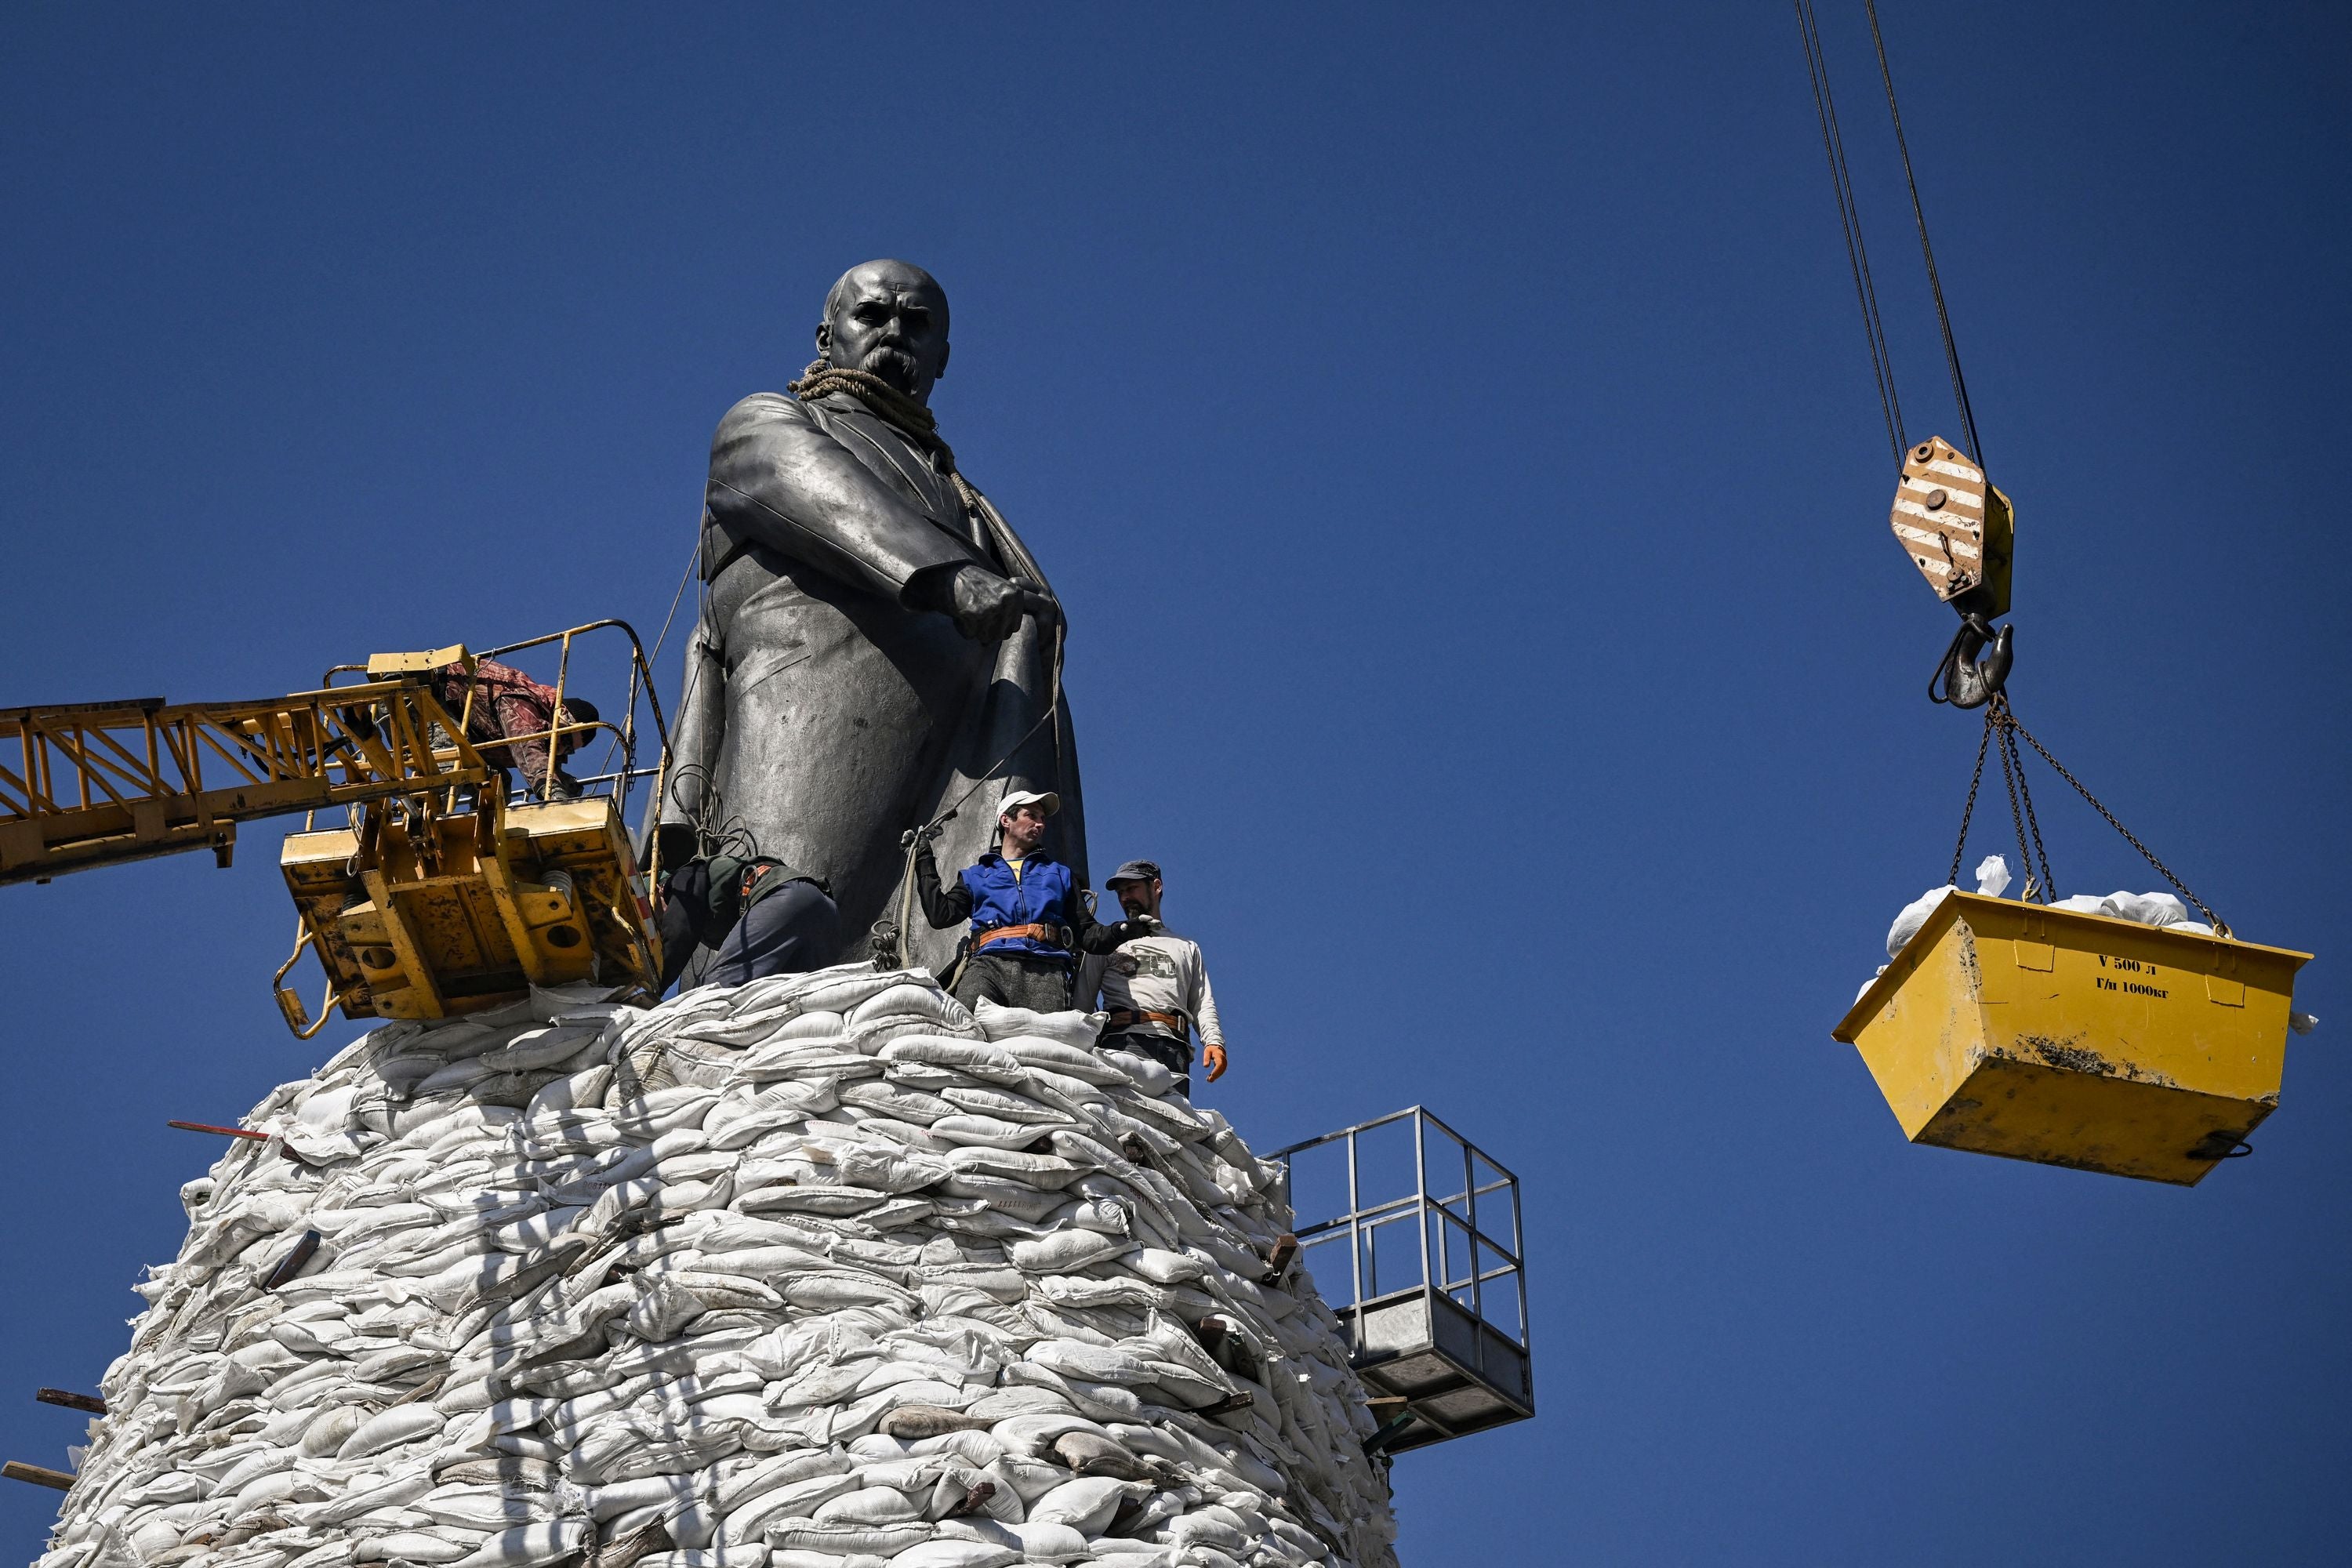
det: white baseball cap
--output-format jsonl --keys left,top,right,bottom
{"left": 999, "top": 788, "right": 1060, "bottom": 818}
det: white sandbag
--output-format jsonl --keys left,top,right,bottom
{"left": 765, "top": 1519, "right": 932, "bottom": 1555}
{"left": 1100, "top": 1050, "right": 1174, "bottom": 1098}
{"left": 1005, "top": 1520, "right": 1090, "bottom": 1561}
{"left": 852, "top": 984, "right": 971, "bottom": 1029}
{"left": 1027, "top": 1341, "right": 1156, "bottom": 1385}
{"left": 1886, "top": 884, "right": 1955, "bottom": 958}
{"left": 971, "top": 1001, "right": 1104, "bottom": 1051}
{"left": 1009, "top": 1232, "right": 1131, "bottom": 1273}
{"left": 2102, "top": 890, "right": 2190, "bottom": 927}
{"left": 634, "top": 1552, "right": 768, "bottom": 1568}
{"left": 927, "top": 1114, "right": 1058, "bottom": 1150}
{"left": 942, "top": 1146, "right": 1082, "bottom": 1189}
{"left": 994, "top": 1036, "right": 1133, "bottom": 1087}
{"left": 886, "top": 1543, "right": 1022, "bottom": 1568}
{"left": 1026, "top": 1476, "right": 1140, "bottom": 1534}
{"left": 445, "top": 1521, "right": 589, "bottom": 1568}
{"left": 812, "top": 1485, "right": 923, "bottom": 1525}
{"left": 1130, "top": 1248, "right": 1206, "bottom": 1286}
{"left": 2043, "top": 888, "right": 2209, "bottom": 932}
{"left": 357, "top": 1530, "right": 476, "bottom": 1563}
{"left": 337, "top": 1406, "right": 447, "bottom": 1460}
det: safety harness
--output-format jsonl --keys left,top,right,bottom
{"left": 972, "top": 921, "right": 1073, "bottom": 956}
{"left": 1106, "top": 1007, "right": 1189, "bottom": 1034}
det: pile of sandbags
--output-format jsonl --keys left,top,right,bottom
{"left": 38, "top": 966, "right": 1397, "bottom": 1568}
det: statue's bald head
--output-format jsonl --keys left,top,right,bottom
{"left": 815, "top": 260, "right": 951, "bottom": 405}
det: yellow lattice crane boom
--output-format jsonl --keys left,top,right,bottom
{"left": 0, "top": 622, "right": 669, "bottom": 1037}
{"left": 0, "top": 681, "right": 486, "bottom": 886}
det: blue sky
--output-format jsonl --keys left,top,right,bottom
{"left": 4, "top": 4, "right": 2347, "bottom": 1563}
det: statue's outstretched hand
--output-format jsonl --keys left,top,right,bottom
{"left": 946, "top": 564, "right": 1025, "bottom": 642}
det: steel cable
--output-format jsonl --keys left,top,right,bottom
{"left": 1863, "top": 0, "right": 1984, "bottom": 469}
{"left": 1795, "top": 0, "right": 1907, "bottom": 466}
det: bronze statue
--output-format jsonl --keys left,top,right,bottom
{"left": 652, "top": 260, "right": 1086, "bottom": 978}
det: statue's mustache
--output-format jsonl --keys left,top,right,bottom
{"left": 860, "top": 344, "right": 920, "bottom": 385}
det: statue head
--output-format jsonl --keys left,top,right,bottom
{"left": 815, "top": 260, "right": 951, "bottom": 404}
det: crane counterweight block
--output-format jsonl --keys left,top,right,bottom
{"left": 1891, "top": 436, "right": 2013, "bottom": 621}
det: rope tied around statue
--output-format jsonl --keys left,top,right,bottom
{"left": 788, "top": 357, "right": 1077, "bottom": 969}
{"left": 791, "top": 358, "right": 992, "bottom": 526}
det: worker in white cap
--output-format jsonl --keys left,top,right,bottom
{"left": 1078, "top": 859, "right": 1229, "bottom": 1097}
{"left": 914, "top": 787, "right": 1145, "bottom": 1011}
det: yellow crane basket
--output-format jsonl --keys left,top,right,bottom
{"left": 270, "top": 620, "right": 670, "bottom": 1035}
{"left": 1834, "top": 891, "right": 2310, "bottom": 1185}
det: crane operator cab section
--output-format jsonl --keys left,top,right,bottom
{"left": 274, "top": 622, "right": 672, "bottom": 1036}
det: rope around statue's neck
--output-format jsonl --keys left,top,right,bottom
{"left": 789, "top": 358, "right": 985, "bottom": 518}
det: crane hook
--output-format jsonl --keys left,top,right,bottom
{"left": 1930, "top": 613, "right": 2013, "bottom": 709}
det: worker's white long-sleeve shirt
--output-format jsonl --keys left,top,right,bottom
{"left": 1078, "top": 927, "right": 1225, "bottom": 1049}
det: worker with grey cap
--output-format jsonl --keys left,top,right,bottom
{"left": 915, "top": 788, "right": 1145, "bottom": 1011}
{"left": 1078, "top": 859, "right": 1229, "bottom": 1097}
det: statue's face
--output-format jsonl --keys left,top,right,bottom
{"left": 817, "top": 263, "right": 951, "bottom": 402}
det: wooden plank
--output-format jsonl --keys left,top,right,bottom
{"left": 3, "top": 1461, "right": 73, "bottom": 1490}
{"left": 34, "top": 1389, "right": 105, "bottom": 1415}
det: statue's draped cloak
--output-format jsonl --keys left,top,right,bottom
{"left": 654, "top": 390, "right": 1086, "bottom": 975}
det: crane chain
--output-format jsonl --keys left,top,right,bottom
{"left": 2002, "top": 713, "right": 2056, "bottom": 900}
{"left": 2002, "top": 713, "right": 2229, "bottom": 937}
{"left": 1946, "top": 706, "right": 1995, "bottom": 887}
{"left": 1992, "top": 704, "right": 2040, "bottom": 902}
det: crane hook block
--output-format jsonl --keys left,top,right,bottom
{"left": 1891, "top": 436, "right": 2013, "bottom": 622}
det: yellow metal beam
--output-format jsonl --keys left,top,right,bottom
{"left": 0, "top": 681, "right": 488, "bottom": 887}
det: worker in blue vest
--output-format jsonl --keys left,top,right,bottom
{"left": 913, "top": 788, "right": 1144, "bottom": 1011}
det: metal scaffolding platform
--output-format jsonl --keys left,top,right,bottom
{"left": 1269, "top": 1106, "right": 1534, "bottom": 1454}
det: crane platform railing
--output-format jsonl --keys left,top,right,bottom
{"left": 1268, "top": 1106, "right": 1534, "bottom": 1454}
{"left": 327, "top": 619, "right": 673, "bottom": 873}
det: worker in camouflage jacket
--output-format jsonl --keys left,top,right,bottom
{"left": 432, "top": 658, "right": 598, "bottom": 800}
{"left": 914, "top": 789, "right": 1142, "bottom": 1011}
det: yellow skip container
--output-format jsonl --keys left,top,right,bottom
{"left": 1834, "top": 891, "right": 2312, "bottom": 1185}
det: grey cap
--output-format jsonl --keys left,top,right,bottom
{"left": 1105, "top": 859, "right": 1162, "bottom": 887}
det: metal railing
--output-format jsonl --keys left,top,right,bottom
{"left": 1268, "top": 1106, "right": 1534, "bottom": 1450}
{"left": 323, "top": 619, "right": 672, "bottom": 851}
